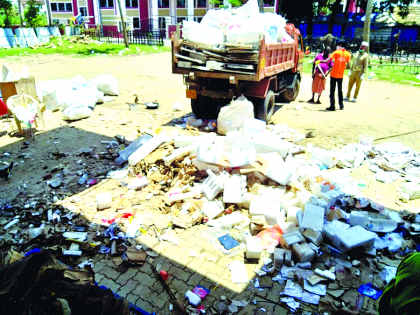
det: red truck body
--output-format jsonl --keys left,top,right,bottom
{"left": 172, "top": 23, "right": 304, "bottom": 122}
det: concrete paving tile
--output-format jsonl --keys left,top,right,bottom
{"left": 98, "top": 277, "right": 120, "bottom": 293}
{"left": 167, "top": 263, "right": 190, "bottom": 282}
{"left": 132, "top": 283, "right": 155, "bottom": 300}
{"left": 116, "top": 267, "right": 139, "bottom": 285}
{"left": 100, "top": 265, "right": 121, "bottom": 281}
{"left": 186, "top": 258, "right": 206, "bottom": 272}
{"left": 136, "top": 297, "right": 157, "bottom": 314}
{"left": 116, "top": 279, "right": 139, "bottom": 297}
{"left": 151, "top": 292, "right": 172, "bottom": 311}
{"left": 132, "top": 271, "right": 157, "bottom": 288}
{"left": 166, "top": 278, "right": 191, "bottom": 298}
{"left": 92, "top": 261, "right": 106, "bottom": 273}
{"left": 95, "top": 273, "right": 105, "bottom": 283}
{"left": 187, "top": 271, "right": 205, "bottom": 285}
{"left": 150, "top": 280, "right": 165, "bottom": 294}
{"left": 125, "top": 293, "right": 140, "bottom": 306}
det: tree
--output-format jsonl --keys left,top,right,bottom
{"left": 24, "top": 0, "right": 47, "bottom": 27}
{"left": 362, "top": 0, "right": 374, "bottom": 49}
{"left": 378, "top": 0, "right": 416, "bottom": 18}
{"left": 279, "top": 0, "right": 317, "bottom": 38}
{"left": 115, "top": 0, "right": 129, "bottom": 48}
{"left": 0, "top": 0, "right": 13, "bottom": 27}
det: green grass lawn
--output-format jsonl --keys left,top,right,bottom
{"left": 0, "top": 35, "right": 170, "bottom": 57}
{"left": 302, "top": 54, "right": 420, "bottom": 86}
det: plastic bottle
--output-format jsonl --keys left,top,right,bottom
{"left": 115, "top": 134, "right": 152, "bottom": 165}
{"left": 78, "top": 174, "right": 88, "bottom": 185}
{"left": 185, "top": 290, "right": 201, "bottom": 306}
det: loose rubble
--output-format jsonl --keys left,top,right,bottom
{"left": 1, "top": 112, "right": 420, "bottom": 314}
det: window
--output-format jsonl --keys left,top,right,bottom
{"left": 194, "top": 16, "right": 203, "bottom": 22}
{"left": 177, "top": 0, "right": 185, "bottom": 7}
{"left": 79, "top": 7, "right": 87, "bottom": 16}
{"left": 126, "top": 0, "right": 138, "bottom": 7}
{"left": 196, "top": 0, "right": 205, "bottom": 7}
{"left": 133, "top": 17, "right": 140, "bottom": 28}
{"left": 53, "top": 19, "right": 59, "bottom": 24}
{"left": 100, "top": 0, "right": 114, "bottom": 7}
{"left": 51, "top": 2, "right": 72, "bottom": 11}
{"left": 158, "top": 17, "right": 166, "bottom": 30}
{"left": 177, "top": 17, "right": 186, "bottom": 24}
{"left": 158, "top": 0, "right": 169, "bottom": 8}
{"left": 263, "top": 0, "right": 274, "bottom": 6}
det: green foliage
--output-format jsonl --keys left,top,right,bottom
{"left": 0, "top": 0, "right": 13, "bottom": 27}
{"left": 209, "top": 0, "right": 243, "bottom": 8}
{"left": 0, "top": 5, "right": 20, "bottom": 27}
{"left": 24, "top": 0, "right": 47, "bottom": 27}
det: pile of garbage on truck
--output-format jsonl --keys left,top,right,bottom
{"left": 182, "top": 0, "right": 294, "bottom": 46}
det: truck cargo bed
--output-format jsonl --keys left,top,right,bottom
{"left": 172, "top": 26, "right": 296, "bottom": 82}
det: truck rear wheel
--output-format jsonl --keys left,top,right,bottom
{"left": 282, "top": 79, "right": 300, "bottom": 102}
{"left": 254, "top": 90, "right": 275, "bottom": 123}
{"left": 191, "top": 95, "right": 222, "bottom": 120}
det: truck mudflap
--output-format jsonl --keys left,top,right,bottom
{"left": 242, "top": 77, "right": 274, "bottom": 98}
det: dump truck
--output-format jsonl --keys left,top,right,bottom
{"left": 171, "top": 23, "right": 304, "bottom": 123}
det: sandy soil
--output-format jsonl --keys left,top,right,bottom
{"left": 1, "top": 52, "right": 419, "bottom": 208}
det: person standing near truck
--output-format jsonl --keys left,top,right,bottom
{"left": 308, "top": 46, "right": 333, "bottom": 104}
{"left": 345, "top": 41, "right": 370, "bottom": 103}
{"left": 317, "top": 41, "right": 351, "bottom": 111}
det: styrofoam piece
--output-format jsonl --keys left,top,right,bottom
{"left": 244, "top": 118, "right": 266, "bottom": 138}
{"left": 314, "top": 268, "right": 336, "bottom": 281}
{"left": 307, "top": 196, "right": 329, "bottom": 215}
{"left": 259, "top": 186, "right": 287, "bottom": 202}
{"left": 303, "top": 229, "right": 323, "bottom": 246}
{"left": 301, "top": 204, "right": 324, "bottom": 231}
{"left": 311, "top": 147, "right": 337, "bottom": 169}
{"left": 174, "top": 134, "right": 216, "bottom": 148}
{"left": 223, "top": 176, "right": 243, "bottom": 203}
{"left": 402, "top": 182, "right": 420, "bottom": 200}
{"left": 280, "top": 230, "right": 305, "bottom": 250}
{"left": 293, "top": 243, "right": 315, "bottom": 263}
{"left": 284, "top": 249, "right": 292, "bottom": 267}
{"left": 62, "top": 250, "right": 82, "bottom": 256}
{"left": 349, "top": 211, "right": 368, "bottom": 227}
{"left": 281, "top": 197, "right": 300, "bottom": 211}
{"left": 162, "top": 145, "right": 193, "bottom": 166}
{"left": 97, "top": 193, "right": 112, "bottom": 210}
{"left": 202, "top": 200, "right": 224, "bottom": 219}
{"left": 265, "top": 164, "right": 293, "bottom": 186}
{"left": 167, "top": 188, "right": 202, "bottom": 203}
{"left": 279, "top": 221, "right": 297, "bottom": 234}
{"left": 332, "top": 225, "right": 376, "bottom": 253}
{"left": 218, "top": 212, "right": 246, "bottom": 228}
{"left": 194, "top": 160, "right": 221, "bottom": 173}
{"left": 322, "top": 220, "right": 350, "bottom": 243}
{"left": 297, "top": 262, "right": 312, "bottom": 269}
{"left": 197, "top": 145, "right": 224, "bottom": 164}
{"left": 274, "top": 247, "right": 285, "bottom": 265}
{"left": 286, "top": 206, "right": 301, "bottom": 225}
{"left": 35, "top": 27, "right": 50, "bottom": 43}
{"left": 228, "top": 146, "right": 257, "bottom": 167}
{"left": 225, "top": 133, "right": 290, "bottom": 158}
{"left": 48, "top": 26, "right": 61, "bottom": 37}
{"left": 15, "top": 28, "right": 39, "bottom": 48}
{"left": 128, "top": 135, "right": 169, "bottom": 165}
{"left": 249, "top": 196, "right": 284, "bottom": 225}
{"left": 246, "top": 237, "right": 262, "bottom": 259}
{"left": 297, "top": 190, "right": 314, "bottom": 209}
{"left": 127, "top": 177, "right": 148, "bottom": 190}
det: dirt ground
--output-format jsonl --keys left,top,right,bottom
{"left": 1, "top": 52, "right": 420, "bottom": 205}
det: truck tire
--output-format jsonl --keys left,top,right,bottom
{"left": 254, "top": 90, "right": 275, "bottom": 123}
{"left": 282, "top": 79, "right": 300, "bottom": 102}
{"left": 191, "top": 95, "right": 220, "bottom": 119}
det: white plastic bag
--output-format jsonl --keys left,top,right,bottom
{"left": 90, "top": 74, "right": 119, "bottom": 96}
{"left": 201, "top": 9, "right": 231, "bottom": 33}
{"left": 182, "top": 20, "right": 224, "bottom": 45}
{"left": 62, "top": 104, "right": 92, "bottom": 121}
{"left": 217, "top": 96, "right": 254, "bottom": 135}
{"left": 232, "top": 0, "right": 259, "bottom": 16}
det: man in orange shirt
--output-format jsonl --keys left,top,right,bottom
{"left": 318, "top": 41, "right": 351, "bottom": 111}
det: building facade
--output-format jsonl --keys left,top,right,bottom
{"left": 31, "top": 0, "right": 277, "bottom": 33}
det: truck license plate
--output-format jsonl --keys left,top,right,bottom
{"left": 186, "top": 89, "right": 197, "bottom": 99}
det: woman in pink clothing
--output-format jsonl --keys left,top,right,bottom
{"left": 308, "top": 47, "right": 333, "bottom": 104}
